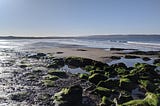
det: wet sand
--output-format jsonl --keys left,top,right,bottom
{"left": 35, "top": 47, "right": 159, "bottom": 63}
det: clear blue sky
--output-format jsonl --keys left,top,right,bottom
{"left": 0, "top": 0, "right": 160, "bottom": 36}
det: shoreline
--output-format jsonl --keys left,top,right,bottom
{"left": 34, "top": 47, "right": 159, "bottom": 63}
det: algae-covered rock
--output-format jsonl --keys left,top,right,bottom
{"left": 97, "top": 79, "right": 119, "bottom": 89}
{"left": 53, "top": 85, "right": 83, "bottom": 106}
{"left": 121, "top": 92, "right": 160, "bottom": 106}
{"left": 94, "top": 87, "right": 113, "bottom": 97}
{"left": 111, "top": 63, "right": 127, "bottom": 69}
{"left": 138, "top": 80, "right": 157, "bottom": 92}
{"left": 115, "top": 67, "right": 128, "bottom": 75}
{"left": 119, "top": 78, "right": 136, "bottom": 92}
{"left": 154, "top": 59, "right": 160, "bottom": 64}
{"left": 85, "top": 65, "right": 95, "bottom": 71}
{"left": 118, "top": 91, "right": 133, "bottom": 104}
{"left": 89, "top": 73, "right": 108, "bottom": 85}
{"left": 65, "top": 57, "right": 94, "bottom": 67}
{"left": 99, "top": 96, "right": 115, "bottom": 106}
{"left": 48, "top": 70, "right": 67, "bottom": 78}
{"left": 79, "top": 73, "right": 89, "bottom": 80}
{"left": 44, "top": 75, "right": 59, "bottom": 81}
{"left": 131, "top": 63, "right": 158, "bottom": 79}
{"left": 90, "top": 70, "right": 105, "bottom": 75}
{"left": 42, "top": 80, "right": 55, "bottom": 87}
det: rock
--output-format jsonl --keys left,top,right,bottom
{"left": 94, "top": 62, "right": 108, "bottom": 70}
{"left": 111, "top": 63, "right": 127, "bottom": 69}
{"left": 37, "top": 53, "right": 46, "bottom": 57}
{"left": 110, "top": 48, "right": 136, "bottom": 51}
{"left": 115, "top": 67, "right": 129, "bottom": 75}
{"left": 124, "top": 55, "right": 140, "bottom": 59}
{"left": 65, "top": 57, "right": 94, "bottom": 67}
{"left": 154, "top": 59, "right": 160, "bottom": 64}
{"left": 119, "top": 78, "right": 136, "bottom": 92}
{"left": 28, "top": 53, "right": 46, "bottom": 59}
{"left": 90, "top": 70, "right": 105, "bottom": 75}
{"left": 118, "top": 91, "right": 133, "bottom": 104}
{"left": 79, "top": 73, "right": 89, "bottom": 80}
{"left": 10, "top": 92, "right": 28, "bottom": 102}
{"left": 19, "top": 64, "right": 28, "bottom": 68}
{"left": 99, "top": 96, "right": 115, "bottom": 106}
{"left": 97, "top": 79, "right": 119, "bottom": 89}
{"left": 85, "top": 65, "right": 95, "bottom": 71}
{"left": 121, "top": 92, "right": 160, "bottom": 106}
{"left": 44, "top": 75, "right": 59, "bottom": 81}
{"left": 110, "top": 56, "right": 121, "bottom": 60}
{"left": 42, "top": 80, "right": 55, "bottom": 87}
{"left": 142, "top": 57, "right": 151, "bottom": 61}
{"left": 53, "top": 85, "right": 83, "bottom": 106}
{"left": 94, "top": 87, "right": 113, "bottom": 97}
{"left": 47, "top": 58, "right": 65, "bottom": 68}
{"left": 138, "top": 80, "right": 157, "bottom": 92}
{"left": 48, "top": 70, "right": 67, "bottom": 78}
{"left": 132, "top": 63, "right": 158, "bottom": 79}
{"left": 89, "top": 73, "right": 108, "bottom": 85}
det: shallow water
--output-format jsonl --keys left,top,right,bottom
{"left": 60, "top": 65, "right": 89, "bottom": 74}
{"left": 108, "top": 57, "right": 154, "bottom": 67}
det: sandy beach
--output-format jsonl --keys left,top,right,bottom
{"left": 35, "top": 47, "right": 159, "bottom": 63}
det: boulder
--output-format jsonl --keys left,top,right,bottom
{"left": 97, "top": 79, "right": 119, "bottom": 89}
{"left": 119, "top": 78, "right": 136, "bottom": 92}
{"left": 89, "top": 73, "right": 108, "bottom": 85}
{"left": 124, "top": 55, "right": 140, "bottom": 59}
{"left": 121, "top": 92, "right": 160, "bottom": 106}
{"left": 94, "top": 87, "right": 113, "bottom": 97}
{"left": 138, "top": 80, "right": 157, "bottom": 92}
{"left": 48, "top": 70, "right": 67, "bottom": 78}
{"left": 99, "top": 96, "right": 115, "bottom": 106}
{"left": 118, "top": 91, "right": 133, "bottom": 104}
{"left": 53, "top": 85, "right": 83, "bottom": 106}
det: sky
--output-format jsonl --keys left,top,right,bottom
{"left": 0, "top": 0, "right": 160, "bottom": 37}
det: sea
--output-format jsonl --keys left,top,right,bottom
{"left": 0, "top": 35, "right": 160, "bottom": 51}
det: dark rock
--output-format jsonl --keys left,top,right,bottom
{"left": 110, "top": 48, "right": 136, "bottom": 51}
{"left": 37, "top": 53, "right": 46, "bottom": 57}
{"left": 138, "top": 80, "right": 157, "bottom": 92}
{"left": 115, "top": 67, "right": 129, "bottom": 75}
{"left": 142, "top": 57, "right": 151, "bottom": 61}
{"left": 19, "top": 64, "right": 28, "bottom": 68}
{"left": 154, "top": 59, "right": 160, "bottom": 64}
{"left": 94, "top": 87, "right": 113, "bottom": 97}
{"left": 124, "top": 55, "right": 140, "bottom": 59}
{"left": 10, "top": 92, "right": 28, "bottom": 102}
{"left": 119, "top": 78, "right": 137, "bottom": 92}
{"left": 90, "top": 70, "right": 105, "bottom": 75}
{"left": 89, "top": 73, "right": 108, "bottom": 85}
{"left": 99, "top": 96, "right": 115, "bottom": 106}
{"left": 48, "top": 58, "right": 65, "bottom": 68}
{"left": 121, "top": 92, "right": 160, "bottom": 106}
{"left": 53, "top": 85, "right": 83, "bottom": 106}
{"left": 97, "top": 79, "right": 119, "bottom": 89}
{"left": 118, "top": 91, "right": 133, "bottom": 104}
{"left": 111, "top": 62, "right": 127, "bottom": 69}
{"left": 65, "top": 57, "right": 93, "bottom": 67}
{"left": 110, "top": 56, "right": 121, "bottom": 60}
{"left": 48, "top": 70, "right": 67, "bottom": 78}
{"left": 79, "top": 73, "right": 89, "bottom": 80}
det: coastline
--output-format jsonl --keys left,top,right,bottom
{"left": 34, "top": 47, "right": 159, "bottom": 63}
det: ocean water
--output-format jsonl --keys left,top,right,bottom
{"left": 0, "top": 35, "right": 160, "bottom": 51}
